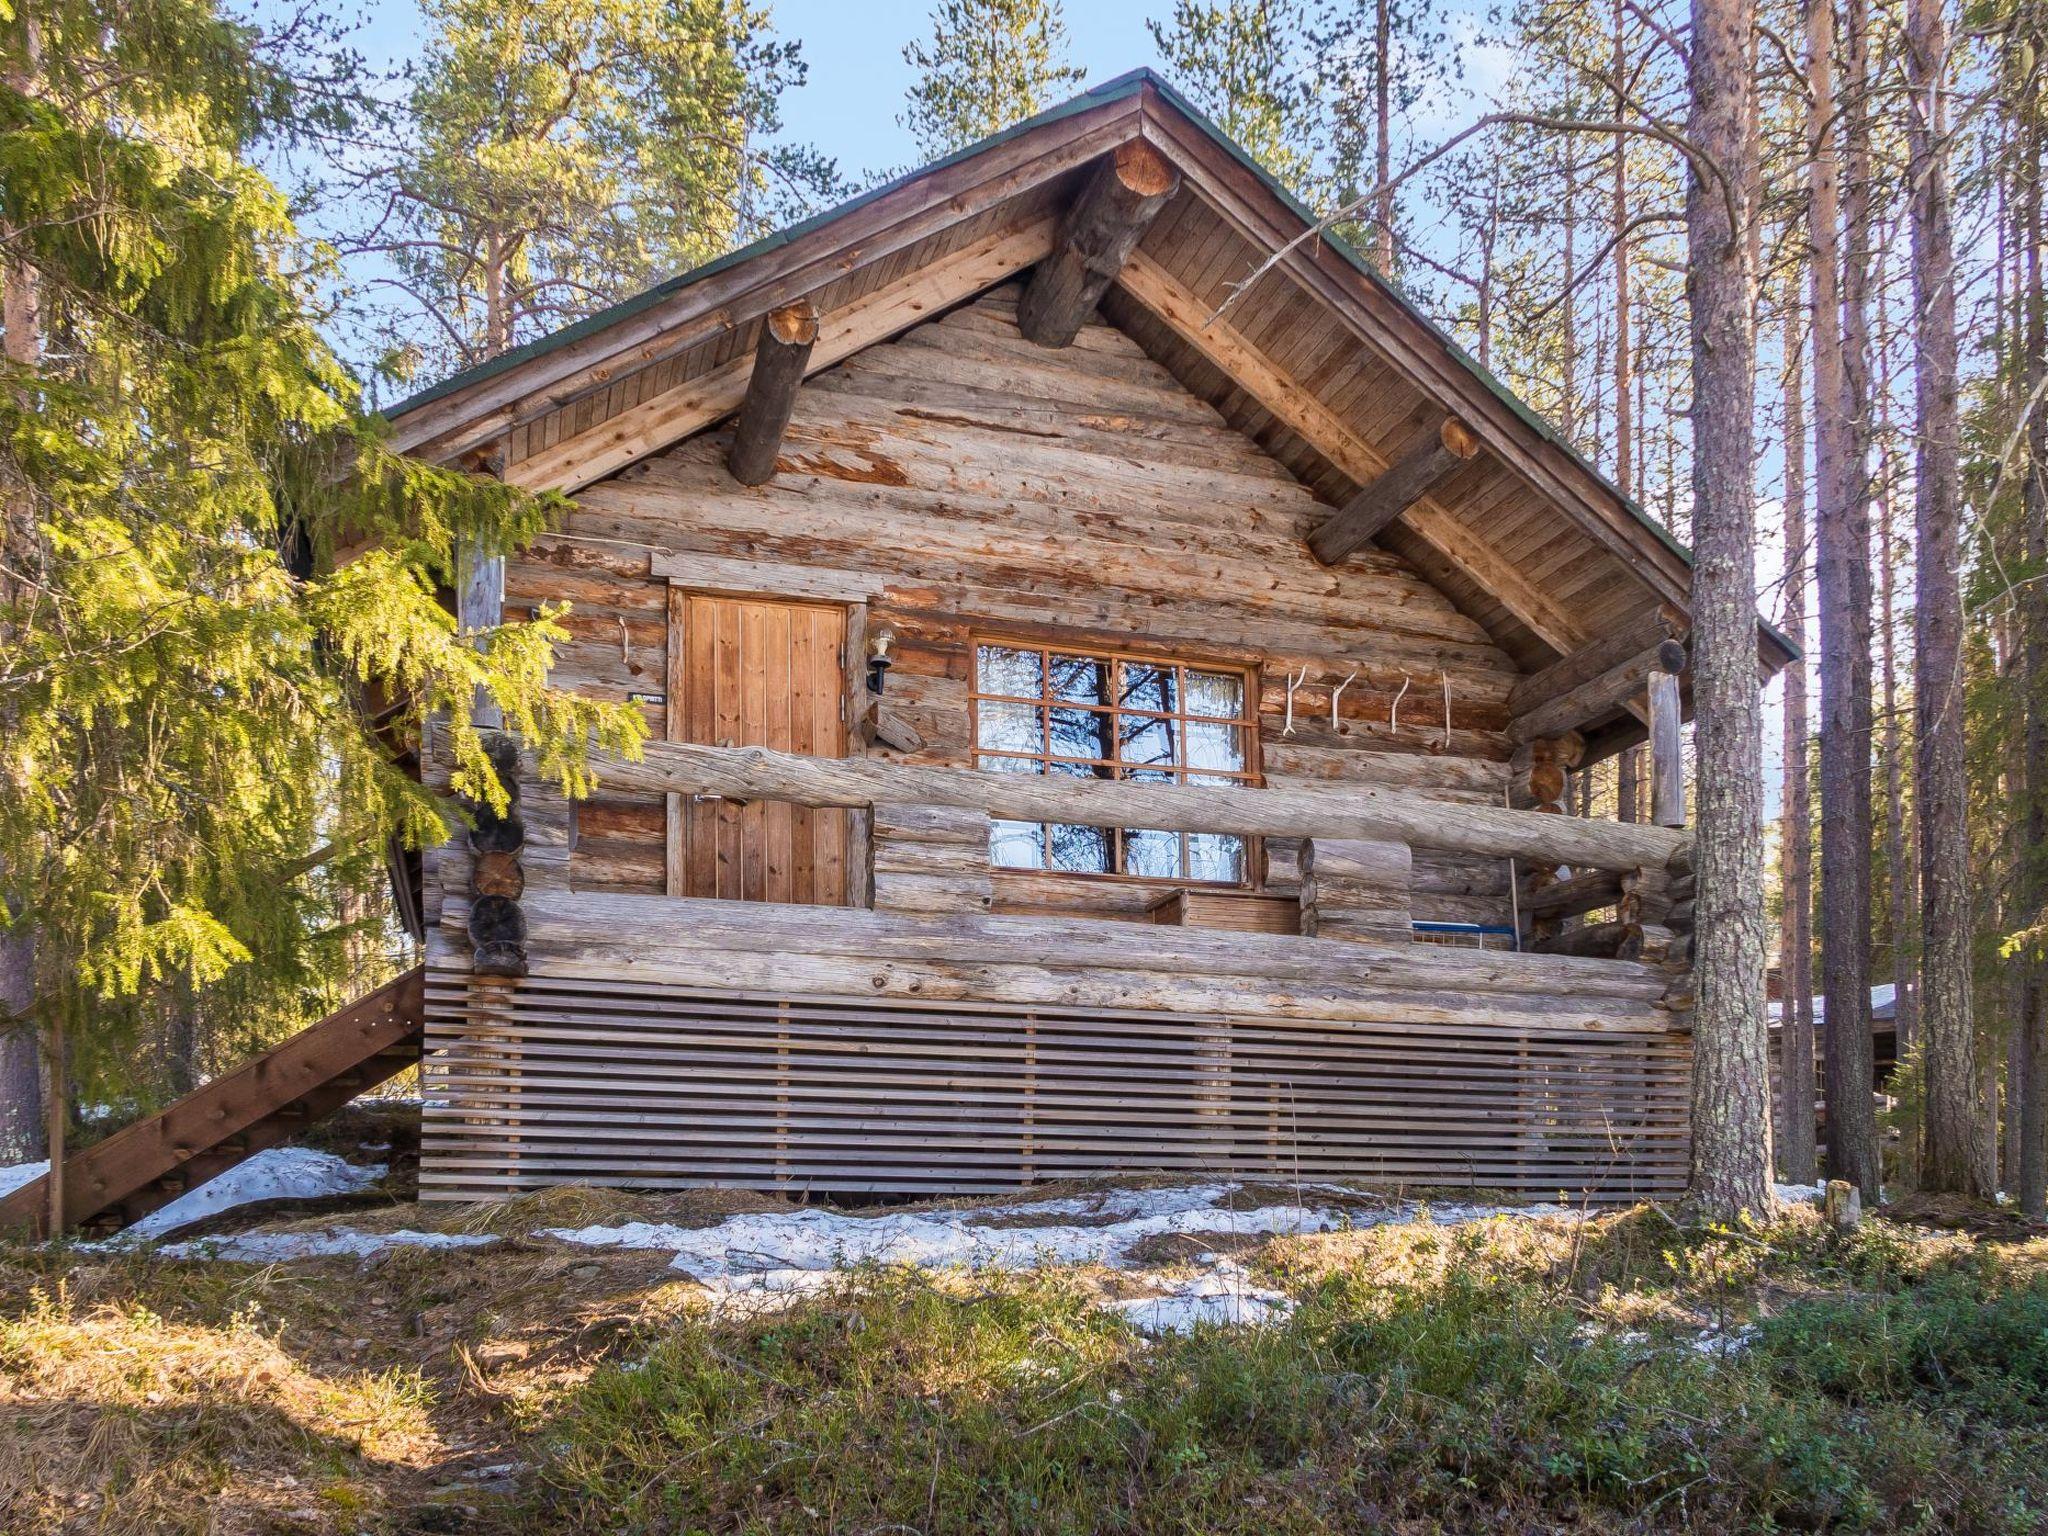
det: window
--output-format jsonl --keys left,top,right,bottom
{"left": 972, "top": 641, "right": 1258, "bottom": 884}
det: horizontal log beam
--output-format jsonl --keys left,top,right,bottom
{"left": 1019, "top": 142, "right": 1179, "bottom": 347}
{"left": 1531, "top": 920, "right": 1633, "bottom": 959}
{"left": 1508, "top": 637, "right": 1688, "bottom": 745}
{"left": 1507, "top": 602, "right": 1689, "bottom": 718}
{"left": 726, "top": 301, "right": 818, "bottom": 484}
{"left": 1308, "top": 417, "right": 1481, "bottom": 563}
{"left": 1522, "top": 867, "right": 1623, "bottom": 921}
{"left": 588, "top": 738, "right": 1691, "bottom": 872}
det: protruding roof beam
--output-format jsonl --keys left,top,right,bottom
{"left": 1506, "top": 602, "right": 1689, "bottom": 719}
{"left": 1308, "top": 417, "right": 1481, "bottom": 564}
{"left": 727, "top": 301, "right": 818, "bottom": 485}
{"left": 1019, "top": 141, "right": 1180, "bottom": 347}
{"left": 1509, "top": 636, "right": 1688, "bottom": 746}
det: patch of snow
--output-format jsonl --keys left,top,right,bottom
{"left": 1774, "top": 1181, "right": 1825, "bottom": 1206}
{"left": 154, "top": 1226, "right": 496, "bottom": 1263}
{"left": 0, "top": 1159, "right": 48, "bottom": 1198}
{"left": 119, "top": 1148, "right": 387, "bottom": 1240}
{"left": 1106, "top": 1263, "right": 1295, "bottom": 1334}
{"left": 544, "top": 1182, "right": 1571, "bottom": 1292}
{"left": 1690, "top": 1323, "right": 1758, "bottom": 1357}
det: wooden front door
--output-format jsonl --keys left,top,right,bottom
{"left": 666, "top": 590, "right": 850, "bottom": 905}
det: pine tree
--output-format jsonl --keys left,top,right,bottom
{"left": 0, "top": 0, "right": 647, "bottom": 1194}
{"left": 353, "top": 0, "right": 838, "bottom": 383}
{"left": 1309, "top": 0, "right": 1455, "bottom": 274}
{"left": 1684, "top": 0, "right": 1775, "bottom": 1220}
{"left": 1149, "top": 0, "right": 1320, "bottom": 191}
{"left": 1808, "top": 0, "right": 1881, "bottom": 1201}
{"left": 1905, "top": 0, "right": 1988, "bottom": 1196}
{"left": 900, "top": 0, "right": 1086, "bottom": 159}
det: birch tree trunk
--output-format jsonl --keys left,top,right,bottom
{"left": 1808, "top": 0, "right": 1881, "bottom": 1199}
{"left": 1684, "top": 0, "right": 1774, "bottom": 1219}
{"left": 1905, "top": 0, "right": 1988, "bottom": 1197}
{"left": 1779, "top": 298, "right": 1819, "bottom": 1184}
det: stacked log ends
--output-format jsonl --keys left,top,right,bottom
{"left": 1300, "top": 837, "right": 1414, "bottom": 945}
{"left": 467, "top": 731, "right": 528, "bottom": 977}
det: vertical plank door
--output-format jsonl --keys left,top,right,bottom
{"left": 666, "top": 591, "right": 849, "bottom": 905}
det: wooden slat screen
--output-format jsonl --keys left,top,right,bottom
{"left": 422, "top": 969, "right": 1689, "bottom": 1204}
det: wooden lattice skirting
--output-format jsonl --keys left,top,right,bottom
{"left": 421, "top": 967, "right": 1689, "bottom": 1203}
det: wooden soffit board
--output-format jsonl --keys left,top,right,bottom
{"left": 1131, "top": 94, "right": 1696, "bottom": 623}
{"left": 1114, "top": 250, "right": 1589, "bottom": 655}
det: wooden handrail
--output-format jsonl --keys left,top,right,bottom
{"left": 589, "top": 739, "right": 1691, "bottom": 872}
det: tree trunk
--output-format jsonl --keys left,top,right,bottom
{"left": 1875, "top": 252, "right": 1921, "bottom": 1056}
{"left": 1906, "top": 0, "right": 1987, "bottom": 1197}
{"left": 1684, "top": 0, "right": 1773, "bottom": 1219}
{"left": 2019, "top": 75, "right": 2048, "bottom": 1221}
{"left": 1372, "top": 0, "right": 1395, "bottom": 274}
{"left": 0, "top": 27, "right": 45, "bottom": 1168}
{"left": 1612, "top": 0, "right": 1633, "bottom": 502}
{"left": 1808, "top": 0, "right": 1881, "bottom": 1200}
{"left": 1779, "top": 297, "right": 1818, "bottom": 1184}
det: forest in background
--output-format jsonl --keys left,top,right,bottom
{"left": 0, "top": 0, "right": 2043, "bottom": 1223}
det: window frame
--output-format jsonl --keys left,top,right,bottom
{"left": 968, "top": 636, "right": 1264, "bottom": 888}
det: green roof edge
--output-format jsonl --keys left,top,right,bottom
{"left": 381, "top": 65, "right": 1796, "bottom": 663}
{"left": 382, "top": 71, "right": 1156, "bottom": 421}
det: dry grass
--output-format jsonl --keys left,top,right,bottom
{"left": 2, "top": 1181, "right": 2043, "bottom": 1534}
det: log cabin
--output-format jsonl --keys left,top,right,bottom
{"left": 388, "top": 70, "right": 1796, "bottom": 1207}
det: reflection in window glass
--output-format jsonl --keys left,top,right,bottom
{"left": 1050, "top": 823, "right": 1114, "bottom": 873}
{"left": 972, "top": 642, "right": 1258, "bottom": 885}
{"left": 1049, "top": 655, "right": 1109, "bottom": 706}
{"left": 976, "top": 700, "right": 1041, "bottom": 753}
{"left": 978, "top": 646, "right": 1042, "bottom": 698}
{"left": 1184, "top": 669, "right": 1244, "bottom": 719}
{"left": 990, "top": 820, "right": 1045, "bottom": 869}
{"left": 1122, "top": 828, "right": 1181, "bottom": 878}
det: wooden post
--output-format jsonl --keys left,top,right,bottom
{"left": 1309, "top": 417, "right": 1481, "bottom": 563}
{"left": 727, "top": 300, "right": 819, "bottom": 485}
{"left": 1019, "top": 141, "right": 1180, "bottom": 347}
{"left": 456, "top": 534, "right": 505, "bottom": 731}
{"left": 1647, "top": 638, "right": 1687, "bottom": 827}
{"left": 43, "top": 1016, "right": 62, "bottom": 1235}
{"left": 455, "top": 527, "right": 524, "bottom": 975}
{"left": 468, "top": 732, "right": 528, "bottom": 978}
{"left": 1513, "top": 736, "right": 1581, "bottom": 945}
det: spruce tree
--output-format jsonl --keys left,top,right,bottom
{"left": 0, "top": 0, "right": 645, "bottom": 1170}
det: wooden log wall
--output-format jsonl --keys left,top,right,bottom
{"left": 506, "top": 283, "right": 1527, "bottom": 928}
{"left": 421, "top": 891, "right": 1691, "bottom": 1201}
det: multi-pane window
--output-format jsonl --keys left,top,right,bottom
{"left": 972, "top": 642, "right": 1257, "bottom": 884}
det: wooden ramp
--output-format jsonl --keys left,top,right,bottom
{"left": 0, "top": 967, "right": 425, "bottom": 1240}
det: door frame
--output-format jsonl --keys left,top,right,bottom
{"left": 660, "top": 568, "right": 871, "bottom": 905}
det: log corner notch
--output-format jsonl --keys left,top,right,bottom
{"left": 1307, "top": 416, "right": 1482, "bottom": 565}
{"left": 466, "top": 731, "right": 528, "bottom": 977}
{"left": 726, "top": 299, "right": 820, "bottom": 485}
{"left": 1018, "top": 141, "right": 1180, "bottom": 348}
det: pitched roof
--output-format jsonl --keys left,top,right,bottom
{"left": 385, "top": 69, "right": 1796, "bottom": 680}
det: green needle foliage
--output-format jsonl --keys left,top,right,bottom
{"left": 364, "top": 0, "right": 840, "bottom": 385}
{"left": 0, "top": 0, "right": 645, "bottom": 1100}
{"left": 899, "top": 0, "right": 1087, "bottom": 160}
